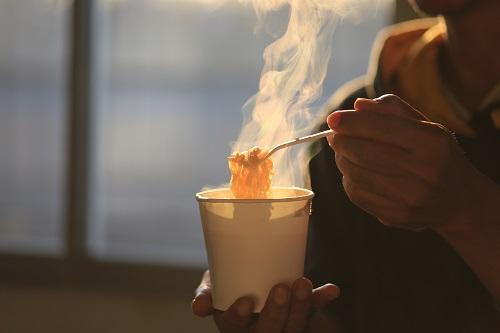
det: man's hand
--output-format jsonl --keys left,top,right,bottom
{"left": 326, "top": 94, "right": 496, "bottom": 231}
{"left": 192, "top": 270, "right": 340, "bottom": 333}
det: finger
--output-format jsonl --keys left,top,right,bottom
{"left": 192, "top": 291, "right": 214, "bottom": 317}
{"left": 214, "top": 297, "right": 255, "bottom": 332}
{"left": 354, "top": 94, "right": 427, "bottom": 121}
{"left": 338, "top": 153, "right": 435, "bottom": 211}
{"left": 326, "top": 109, "right": 422, "bottom": 150}
{"left": 192, "top": 270, "right": 214, "bottom": 317}
{"left": 336, "top": 152, "right": 388, "bottom": 199}
{"left": 284, "top": 278, "right": 313, "bottom": 333}
{"left": 331, "top": 134, "right": 416, "bottom": 177}
{"left": 336, "top": 155, "right": 410, "bottom": 206}
{"left": 312, "top": 284, "right": 340, "bottom": 309}
{"left": 337, "top": 153, "right": 438, "bottom": 216}
{"left": 341, "top": 176, "right": 405, "bottom": 222}
{"left": 254, "top": 284, "right": 291, "bottom": 333}
{"left": 335, "top": 152, "right": 394, "bottom": 197}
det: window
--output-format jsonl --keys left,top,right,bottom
{"left": 0, "top": 0, "right": 69, "bottom": 255}
{"left": 0, "top": 0, "right": 392, "bottom": 267}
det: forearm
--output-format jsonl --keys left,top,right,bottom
{"left": 435, "top": 174, "right": 500, "bottom": 303}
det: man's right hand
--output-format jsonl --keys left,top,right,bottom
{"left": 192, "top": 270, "right": 340, "bottom": 333}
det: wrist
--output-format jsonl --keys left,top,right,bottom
{"left": 435, "top": 169, "right": 500, "bottom": 237}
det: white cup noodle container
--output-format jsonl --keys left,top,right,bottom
{"left": 196, "top": 187, "right": 314, "bottom": 312}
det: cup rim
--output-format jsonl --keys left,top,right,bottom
{"left": 196, "top": 186, "right": 314, "bottom": 203}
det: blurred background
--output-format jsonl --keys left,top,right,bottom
{"left": 0, "top": 0, "right": 415, "bottom": 332}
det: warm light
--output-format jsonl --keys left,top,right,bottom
{"left": 102, "top": 0, "right": 227, "bottom": 8}
{"left": 230, "top": 0, "right": 380, "bottom": 191}
{"left": 156, "top": 0, "right": 226, "bottom": 5}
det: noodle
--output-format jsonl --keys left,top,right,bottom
{"left": 228, "top": 147, "right": 273, "bottom": 198}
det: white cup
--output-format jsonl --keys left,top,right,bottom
{"left": 196, "top": 187, "right": 314, "bottom": 312}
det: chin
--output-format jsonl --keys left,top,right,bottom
{"left": 409, "top": 0, "right": 474, "bottom": 15}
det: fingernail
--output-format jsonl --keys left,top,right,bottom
{"left": 295, "top": 282, "right": 310, "bottom": 301}
{"left": 237, "top": 299, "right": 253, "bottom": 317}
{"left": 273, "top": 286, "right": 289, "bottom": 305}
{"left": 326, "top": 285, "right": 340, "bottom": 300}
{"left": 327, "top": 113, "right": 341, "bottom": 130}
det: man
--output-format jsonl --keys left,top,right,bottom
{"left": 192, "top": 0, "right": 500, "bottom": 331}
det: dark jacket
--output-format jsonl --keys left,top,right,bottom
{"left": 305, "top": 20, "right": 500, "bottom": 333}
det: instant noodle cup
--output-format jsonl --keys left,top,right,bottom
{"left": 196, "top": 187, "right": 314, "bottom": 312}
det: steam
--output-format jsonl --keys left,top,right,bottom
{"left": 233, "top": 0, "right": 378, "bottom": 189}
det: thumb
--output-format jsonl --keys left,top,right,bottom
{"left": 311, "top": 284, "right": 340, "bottom": 309}
{"left": 192, "top": 270, "right": 214, "bottom": 317}
{"left": 354, "top": 94, "right": 427, "bottom": 121}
